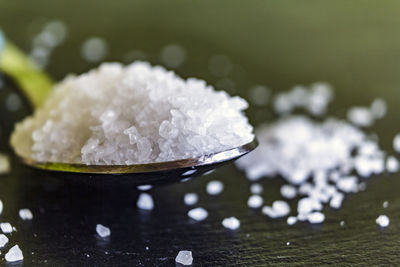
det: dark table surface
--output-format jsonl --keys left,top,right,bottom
{"left": 1, "top": 1, "right": 400, "bottom": 266}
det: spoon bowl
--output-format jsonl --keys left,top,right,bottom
{"left": 21, "top": 140, "right": 257, "bottom": 187}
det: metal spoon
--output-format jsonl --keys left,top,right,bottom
{"left": 0, "top": 30, "right": 257, "bottom": 185}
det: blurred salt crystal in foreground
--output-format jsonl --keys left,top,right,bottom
{"left": 81, "top": 37, "right": 108, "bottom": 62}
{"left": 184, "top": 193, "right": 198, "bottom": 206}
{"left": 188, "top": 207, "right": 208, "bottom": 221}
{"left": 206, "top": 180, "right": 224, "bottom": 195}
{"left": 376, "top": 215, "right": 390, "bottom": 228}
{"left": 394, "top": 134, "right": 400, "bottom": 153}
{"left": 175, "top": 250, "right": 193, "bottom": 265}
{"left": 11, "top": 62, "right": 254, "bottom": 165}
{"left": 0, "top": 153, "right": 10, "bottom": 175}
{"left": 137, "top": 193, "right": 154, "bottom": 210}
{"left": 160, "top": 44, "right": 186, "bottom": 68}
{"left": 19, "top": 209, "right": 33, "bottom": 220}
{"left": 96, "top": 224, "right": 111, "bottom": 238}
{"left": 222, "top": 217, "right": 240, "bottom": 230}
{"left": 5, "top": 245, "right": 23, "bottom": 262}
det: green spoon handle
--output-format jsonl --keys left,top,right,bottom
{"left": 0, "top": 29, "right": 53, "bottom": 109}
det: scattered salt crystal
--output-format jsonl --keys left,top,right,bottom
{"left": 81, "top": 37, "right": 108, "bottom": 62}
{"left": 19, "top": 209, "right": 33, "bottom": 220}
{"left": 297, "top": 198, "right": 315, "bottom": 215}
{"left": 280, "top": 185, "right": 297, "bottom": 199}
{"left": 263, "top": 200, "right": 290, "bottom": 218}
{"left": 286, "top": 241, "right": 290, "bottom": 246}
{"left": 393, "top": 134, "right": 400, "bottom": 153}
{"left": 250, "top": 183, "right": 263, "bottom": 195}
{"left": 137, "top": 184, "right": 152, "bottom": 191}
{"left": 307, "top": 212, "right": 325, "bottom": 224}
{"left": 347, "top": 107, "right": 374, "bottom": 127}
{"left": 287, "top": 216, "right": 297, "bottom": 225}
{"left": 336, "top": 176, "right": 358, "bottom": 193}
{"left": 188, "top": 207, "right": 208, "bottom": 221}
{"left": 376, "top": 215, "right": 390, "bottom": 228}
{"left": 206, "top": 180, "right": 224, "bottom": 196}
{"left": 175, "top": 250, "right": 193, "bottom": 266}
{"left": 383, "top": 201, "right": 389, "bottom": 209}
{"left": 222, "top": 217, "right": 240, "bottom": 230}
{"left": 329, "top": 192, "right": 344, "bottom": 209}
{"left": 370, "top": 98, "right": 387, "bottom": 119}
{"left": 247, "top": 195, "right": 263, "bottom": 209}
{"left": 0, "top": 153, "right": 10, "bottom": 175}
{"left": 386, "top": 156, "right": 399, "bottom": 173}
{"left": 340, "top": 221, "right": 345, "bottom": 227}
{"left": 0, "top": 223, "right": 12, "bottom": 233}
{"left": 184, "top": 193, "right": 198, "bottom": 206}
{"left": 0, "top": 234, "right": 8, "bottom": 247}
{"left": 5, "top": 245, "right": 23, "bottom": 262}
{"left": 137, "top": 193, "right": 154, "bottom": 210}
{"left": 96, "top": 224, "right": 111, "bottom": 238}
{"left": 248, "top": 85, "right": 270, "bottom": 106}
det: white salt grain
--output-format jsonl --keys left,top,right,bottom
{"left": 0, "top": 153, "right": 10, "bottom": 175}
{"left": 0, "top": 234, "right": 8, "bottom": 248}
{"left": 248, "top": 85, "right": 270, "bottom": 106}
{"left": 19, "top": 209, "right": 33, "bottom": 220}
{"left": 347, "top": 107, "right": 374, "bottom": 127}
{"left": 247, "top": 195, "right": 263, "bottom": 209}
{"left": 250, "top": 183, "right": 263, "bottom": 195}
{"left": 386, "top": 156, "right": 399, "bottom": 173}
{"left": 340, "top": 221, "right": 345, "bottom": 227}
{"left": 11, "top": 62, "right": 254, "bottom": 165}
{"left": 206, "top": 180, "right": 224, "bottom": 196}
{"left": 280, "top": 185, "right": 297, "bottom": 199}
{"left": 5, "top": 245, "right": 23, "bottom": 262}
{"left": 175, "top": 250, "right": 193, "bottom": 266}
{"left": 184, "top": 193, "right": 198, "bottom": 206}
{"left": 222, "top": 217, "right": 240, "bottom": 230}
{"left": 383, "top": 201, "right": 389, "bottom": 209}
{"left": 329, "top": 192, "right": 344, "bottom": 209}
{"left": 307, "top": 212, "right": 325, "bottom": 224}
{"left": 188, "top": 207, "right": 208, "bottom": 221}
{"left": 370, "top": 98, "right": 387, "bottom": 119}
{"left": 263, "top": 201, "right": 290, "bottom": 218}
{"left": 96, "top": 224, "right": 111, "bottom": 238}
{"left": 81, "top": 37, "right": 108, "bottom": 62}
{"left": 336, "top": 176, "right": 358, "bottom": 193}
{"left": 393, "top": 134, "right": 400, "bottom": 153}
{"left": 137, "top": 184, "right": 152, "bottom": 191}
{"left": 287, "top": 216, "right": 297, "bottom": 225}
{"left": 160, "top": 44, "right": 186, "bottom": 68}
{"left": 137, "top": 193, "right": 154, "bottom": 210}
{"left": 376, "top": 215, "right": 390, "bottom": 228}
{"left": 0, "top": 223, "right": 12, "bottom": 234}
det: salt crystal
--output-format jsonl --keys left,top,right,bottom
{"left": 96, "top": 224, "right": 111, "bottom": 238}
{"left": 250, "top": 183, "right": 263, "bottom": 195}
{"left": 287, "top": 216, "right": 297, "bottom": 225}
{"left": 137, "top": 184, "right": 152, "bottom": 191}
{"left": 0, "top": 223, "right": 12, "bottom": 233}
{"left": 248, "top": 85, "right": 270, "bottom": 106}
{"left": 280, "top": 185, "right": 297, "bottom": 199}
{"left": 263, "top": 200, "right": 290, "bottom": 218}
{"left": 19, "top": 209, "right": 33, "bottom": 220}
{"left": 0, "top": 234, "right": 8, "bottom": 247}
{"left": 329, "top": 192, "right": 344, "bottom": 209}
{"left": 347, "top": 107, "right": 374, "bottom": 127}
{"left": 247, "top": 195, "right": 263, "bottom": 209}
{"left": 184, "top": 193, "right": 198, "bottom": 206}
{"left": 222, "top": 216, "right": 240, "bottom": 230}
{"left": 370, "top": 98, "right": 387, "bottom": 119}
{"left": 376, "top": 215, "right": 390, "bottom": 227}
{"left": 175, "top": 250, "right": 193, "bottom": 266}
{"left": 137, "top": 193, "right": 154, "bottom": 210}
{"left": 307, "top": 212, "right": 325, "bottom": 224}
{"left": 383, "top": 201, "right": 389, "bottom": 209}
{"left": 340, "top": 221, "right": 345, "bottom": 227}
{"left": 188, "top": 207, "right": 208, "bottom": 221}
{"left": 336, "top": 176, "right": 358, "bottom": 193}
{"left": 0, "top": 153, "right": 10, "bottom": 175}
{"left": 386, "top": 156, "right": 399, "bottom": 173}
{"left": 393, "top": 134, "right": 400, "bottom": 153}
{"left": 5, "top": 245, "right": 23, "bottom": 262}
{"left": 206, "top": 180, "right": 224, "bottom": 196}
{"left": 182, "top": 170, "right": 196, "bottom": 176}
{"left": 81, "top": 37, "right": 108, "bottom": 62}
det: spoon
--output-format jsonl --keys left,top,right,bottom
{"left": 0, "top": 30, "right": 257, "bottom": 185}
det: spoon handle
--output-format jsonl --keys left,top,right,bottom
{"left": 0, "top": 29, "right": 53, "bottom": 109}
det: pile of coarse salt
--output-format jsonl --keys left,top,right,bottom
{"left": 11, "top": 62, "right": 254, "bottom": 165}
{"left": 237, "top": 83, "right": 396, "bottom": 224}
